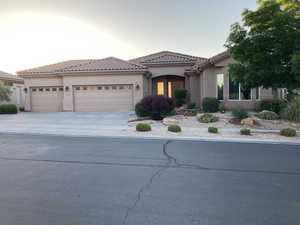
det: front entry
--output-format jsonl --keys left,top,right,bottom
{"left": 152, "top": 76, "right": 185, "bottom": 98}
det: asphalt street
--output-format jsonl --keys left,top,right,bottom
{"left": 0, "top": 133, "right": 299, "bottom": 225}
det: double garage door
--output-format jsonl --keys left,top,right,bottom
{"left": 30, "top": 85, "right": 133, "bottom": 112}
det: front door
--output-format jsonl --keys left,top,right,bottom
{"left": 153, "top": 76, "right": 185, "bottom": 98}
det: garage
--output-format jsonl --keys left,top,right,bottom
{"left": 73, "top": 84, "right": 133, "bottom": 112}
{"left": 31, "top": 87, "right": 63, "bottom": 112}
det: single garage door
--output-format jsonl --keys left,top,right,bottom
{"left": 31, "top": 87, "right": 63, "bottom": 112}
{"left": 73, "top": 85, "right": 133, "bottom": 112}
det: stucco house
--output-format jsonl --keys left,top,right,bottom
{"left": 0, "top": 71, "right": 25, "bottom": 107}
{"left": 18, "top": 51, "right": 279, "bottom": 112}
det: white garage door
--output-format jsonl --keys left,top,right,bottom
{"left": 73, "top": 85, "right": 133, "bottom": 112}
{"left": 31, "top": 87, "right": 63, "bottom": 112}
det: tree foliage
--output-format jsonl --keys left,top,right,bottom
{"left": 0, "top": 81, "right": 12, "bottom": 102}
{"left": 225, "top": 0, "right": 300, "bottom": 91}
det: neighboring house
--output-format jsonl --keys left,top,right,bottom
{"left": 0, "top": 71, "right": 25, "bottom": 107}
{"left": 18, "top": 51, "right": 278, "bottom": 112}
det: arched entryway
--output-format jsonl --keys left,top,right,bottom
{"left": 152, "top": 75, "right": 185, "bottom": 98}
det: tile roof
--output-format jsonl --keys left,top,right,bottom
{"left": 195, "top": 50, "right": 230, "bottom": 71}
{"left": 0, "top": 71, "right": 23, "bottom": 82}
{"left": 18, "top": 57, "right": 148, "bottom": 75}
{"left": 130, "top": 51, "right": 207, "bottom": 65}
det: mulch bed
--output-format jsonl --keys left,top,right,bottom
{"left": 176, "top": 109, "right": 198, "bottom": 117}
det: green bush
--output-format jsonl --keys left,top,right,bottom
{"left": 219, "top": 104, "right": 226, "bottom": 113}
{"left": 260, "top": 99, "right": 287, "bottom": 114}
{"left": 232, "top": 105, "right": 249, "bottom": 120}
{"left": 0, "top": 104, "right": 18, "bottom": 114}
{"left": 135, "top": 103, "right": 148, "bottom": 117}
{"left": 174, "top": 89, "right": 188, "bottom": 107}
{"left": 280, "top": 128, "right": 297, "bottom": 137}
{"left": 208, "top": 127, "right": 218, "bottom": 133}
{"left": 256, "top": 110, "right": 279, "bottom": 120}
{"left": 168, "top": 125, "right": 182, "bottom": 133}
{"left": 136, "top": 123, "right": 152, "bottom": 132}
{"left": 281, "top": 97, "right": 300, "bottom": 122}
{"left": 202, "top": 97, "right": 219, "bottom": 113}
{"left": 199, "top": 113, "right": 219, "bottom": 123}
{"left": 187, "top": 102, "right": 196, "bottom": 109}
{"left": 240, "top": 128, "right": 251, "bottom": 135}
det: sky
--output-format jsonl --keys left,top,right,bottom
{"left": 0, "top": 0, "right": 258, "bottom": 74}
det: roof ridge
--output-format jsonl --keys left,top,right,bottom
{"left": 104, "top": 56, "right": 147, "bottom": 69}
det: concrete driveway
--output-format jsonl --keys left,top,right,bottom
{"left": 0, "top": 112, "right": 134, "bottom": 136}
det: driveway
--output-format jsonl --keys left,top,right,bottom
{"left": 0, "top": 112, "right": 134, "bottom": 136}
{"left": 0, "top": 134, "right": 300, "bottom": 225}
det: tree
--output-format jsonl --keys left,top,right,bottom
{"left": 0, "top": 81, "right": 12, "bottom": 102}
{"left": 225, "top": 0, "right": 300, "bottom": 95}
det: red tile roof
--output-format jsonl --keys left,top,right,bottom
{"left": 18, "top": 57, "right": 147, "bottom": 75}
{"left": 0, "top": 71, "right": 23, "bottom": 82}
{"left": 130, "top": 51, "right": 207, "bottom": 65}
{"left": 195, "top": 50, "right": 230, "bottom": 71}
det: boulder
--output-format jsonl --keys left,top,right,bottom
{"left": 241, "top": 117, "right": 255, "bottom": 126}
{"left": 196, "top": 113, "right": 203, "bottom": 120}
{"left": 162, "top": 117, "right": 179, "bottom": 126}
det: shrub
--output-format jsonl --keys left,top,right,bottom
{"left": 136, "top": 123, "right": 151, "bottom": 132}
{"left": 199, "top": 113, "right": 219, "bottom": 123}
{"left": 256, "top": 110, "right": 279, "bottom": 120}
{"left": 202, "top": 97, "right": 219, "bottom": 113}
{"left": 19, "top": 106, "right": 25, "bottom": 112}
{"left": 168, "top": 125, "right": 182, "bottom": 133}
{"left": 240, "top": 128, "right": 251, "bottom": 135}
{"left": 260, "top": 99, "right": 287, "bottom": 114}
{"left": 187, "top": 102, "right": 196, "bottom": 109}
{"left": 174, "top": 89, "right": 188, "bottom": 107}
{"left": 281, "top": 97, "right": 300, "bottom": 122}
{"left": 135, "top": 96, "right": 175, "bottom": 120}
{"left": 219, "top": 104, "right": 226, "bottom": 113}
{"left": 208, "top": 127, "right": 218, "bottom": 133}
{"left": 280, "top": 128, "right": 297, "bottom": 137}
{"left": 0, "top": 104, "right": 18, "bottom": 114}
{"left": 231, "top": 105, "right": 249, "bottom": 120}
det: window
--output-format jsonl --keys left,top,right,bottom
{"left": 45, "top": 88, "right": 50, "bottom": 92}
{"left": 216, "top": 74, "right": 224, "bottom": 100}
{"left": 229, "top": 76, "right": 252, "bottom": 100}
{"left": 52, "top": 88, "right": 57, "bottom": 91}
{"left": 157, "top": 82, "right": 164, "bottom": 95}
{"left": 105, "top": 86, "right": 109, "bottom": 90}
{"left": 168, "top": 82, "right": 172, "bottom": 98}
{"left": 39, "top": 88, "right": 43, "bottom": 92}
{"left": 59, "top": 87, "right": 63, "bottom": 91}
{"left": 75, "top": 87, "right": 80, "bottom": 91}
{"left": 97, "top": 86, "right": 102, "bottom": 90}
{"left": 112, "top": 85, "right": 117, "bottom": 90}
{"left": 83, "top": 87, "right": 87, "bottom": 90}
{"left": 32, "top": 88, "right": 37, "bottom": 92}
{"left": 119, "top": 86, "right": 124, "bottom": 90}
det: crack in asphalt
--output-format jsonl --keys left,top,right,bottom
{"left": 122, "top": 140, "right": 174, "bottom": 225}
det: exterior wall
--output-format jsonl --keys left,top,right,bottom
{"left": 23, "top": 73, "right": 144, "bottom": 112}
{"left": 148, "top": 65, "right": 191, "bottom": 79}
{"left": 200, "top": 57, "right": 278, "bottom": 110}
{"left": 189, "top": 75, "right": 200, "bottom": 105}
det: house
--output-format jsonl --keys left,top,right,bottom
{"left": 0, "top": 71, "right": 25, "bottom": 107}
{"left": 18, "top": 51, "right": 277, "bottom": 112}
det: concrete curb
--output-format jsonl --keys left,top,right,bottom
{"left": 1, "top": 131, "right": 300, "bottom": 146}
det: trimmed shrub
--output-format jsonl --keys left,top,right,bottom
{"left": 232, "top": 105, "right": 249, "bottom": 120}
{"left": 208, "top": 127, "right": 218, "bottom": 133}
{"left": 135, "top": 96, "right": 175, "bottom": 120}
{"left": 168, "top": 125, "right": 182, "bottom": 133}
{"left": 240, "top": 128, "right": 251, "bottom": 135}
{"left": 256, "top": 110, "right": 279, "bottom": 120}
{"left": 281, "top": 97, "right": 300, "bottom": 122}
{"left": 280, "top": 128, "right": 297, "bottom": 137}
{"left": 136, "top": 123, "right": 151, "bottom": 132}
{"left": 174, "top": 89, "right": 188, "bottom": 107}
{"left": 199, "top": 113, "right": 219, "bottom": 123}
{"left": 202, "top": 97, "right": 219, "bottom": 113}
{"left": 260, "top": 99, "right": 287, "bottom": 114}
{"left": 0, "top": 104, "right": 18, "bottom": 114}
{"left": 187, "top": 102, "right": 196, "bottom": 109}
{"left": 219, "top": 104, "right": 226, "bottom": 113}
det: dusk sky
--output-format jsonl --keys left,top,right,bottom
{"left": 0, "top": 0, "right": 258, "bottom": 73}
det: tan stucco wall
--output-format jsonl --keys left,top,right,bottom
{"left": 23, "top": 73, "right": 145, "bottom": 112}
{"left": 148, "top": 65, "right": 191, "bottom": 78}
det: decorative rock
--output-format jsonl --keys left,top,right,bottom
{"left": 241, "top": 117, "right": 255, "bottom": 126}
{"left": 196, "top": 113, "right": 203, "bottom": 120}
{"left": 162, "top": 117, "right": 179, "bottom": 126}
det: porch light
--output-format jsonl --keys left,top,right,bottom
{"left": 65, "top": 86, "right": 69, "bottom": 91}
{"left": 135, "top": 84, "right": 140, "bottom": 90}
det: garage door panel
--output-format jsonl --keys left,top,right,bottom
{"left": 31, "top": 87, "right": 63, "bottom": 112}
{"left": 73, "top": 85, "right": 133, "bottom": 112}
